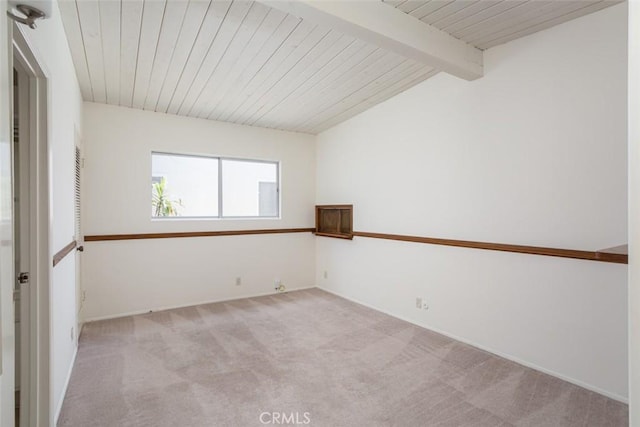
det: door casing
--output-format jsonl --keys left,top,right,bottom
{"left": 11, "top": 23, "right": 51, "bottom": 427}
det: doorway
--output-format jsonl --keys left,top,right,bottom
{"left": 11, "top": 25, "right": 51, "bottom": 427}
{"left": 13, "top": 46, "right": 33, "bottom": 427}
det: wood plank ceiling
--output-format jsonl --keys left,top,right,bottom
{"left": 59, "top": 0, "right": 622, "bottom": 135}
{"left": 383, "top": 0, "right": 623, "bottom": 50}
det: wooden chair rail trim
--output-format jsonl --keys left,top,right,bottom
{"left": 315, "top": 232, "right": 354, "bottom": 240}
{"left": 82, "top": 228, "right": 627, "bottom": 264}
{"left": 53, "top": 240, "right": 77, "bottom": 267}
{"left": 352, "top": 231, "right": 628, "bottom": 264}
{"left": 84, "top": 228, "right": 316, "bottom": 242}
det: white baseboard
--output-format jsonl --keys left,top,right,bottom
{"left": 83, "top": 286, "right": 316, "bottom": 323}
{"left": 316, "top": 285, "right": 628, "bottom": 404}
{"left": 54, "top": 344, "right": 78, "bottom": 424}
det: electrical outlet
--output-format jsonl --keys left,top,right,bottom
{"left": 275, "top": 279, "right": 285, "bottom": 292}
{"left": 323, "top": 271, "right": 328, "bottom": 279}
{"left": 235, "top": 277, "right": 241, "bottom": 286}
{"left": 70, "top": 327, "right": 74, "bottom": 341}
{"left": 415, "top": 297, "right": 430, "bottom": 310}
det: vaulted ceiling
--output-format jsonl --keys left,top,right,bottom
{"left": 383, "top": 0, "right": 622, "bottom": 50}
{"left": 59, "top": 0, "right": 622, "bottom": 134}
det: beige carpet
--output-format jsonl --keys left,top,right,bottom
{"left": 58, "top": 288, "right": 628, "bottom": 426}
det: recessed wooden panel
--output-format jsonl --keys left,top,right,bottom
{"left": 319, "top": 210, "right": 339, "bottom": 233}
{"left": 339, "top": 210, "right": 352, "bottom": 234}
{"left": 316, "top": 205, "right": 353, "bottom": 239}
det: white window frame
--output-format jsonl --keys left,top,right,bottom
{"left": 151, "top": 151, "right": 280, "bottom": 219}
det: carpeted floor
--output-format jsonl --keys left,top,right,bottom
{"left": 58, "top": 288, "right": 628, "bottom": 427}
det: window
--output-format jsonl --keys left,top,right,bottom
{"left": 222, "top": 159, "right": 279, "bottom": 217}
{"left": 151, "top": 152, "right": 279, "bottom": 219}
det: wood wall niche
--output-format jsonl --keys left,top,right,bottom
{"left": 316, "top": 205, "right": 353, "bottom": 239}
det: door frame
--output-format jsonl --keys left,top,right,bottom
{"left": 13, "top": 52, "right": 32, "bottom": 427}
{"left": 12, "top": 23, "right": 50, "bottom": 427}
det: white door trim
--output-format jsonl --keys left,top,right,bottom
{"left": 12, "top": 23, "right": 50, "bottom": 427}
{"left": 0, "top": 11, "right": 15, "bottom": 427}
{"left": 14, "top": 54, "right": 32, "bottom": 427}
{"left": 628, "top": 1, "right": 640, "bottom": 423}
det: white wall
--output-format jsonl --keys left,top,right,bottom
{"left": 82, "top": 103, "right": 316, "bottom": 320}
{"left": 628, "top": 0, "right": 639, "bottom": 422}
{"left": 11, "top": 2, "right": 84, "bottom": 424}
{"left": 316, "top": 4, "right": 628, "bottom": 400}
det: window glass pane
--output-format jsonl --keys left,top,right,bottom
{"left": 151, "top": 153, "right": 218, "bottom": 217}
{"left": 222, "top": 159, "right": 278, "bottom": 217}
